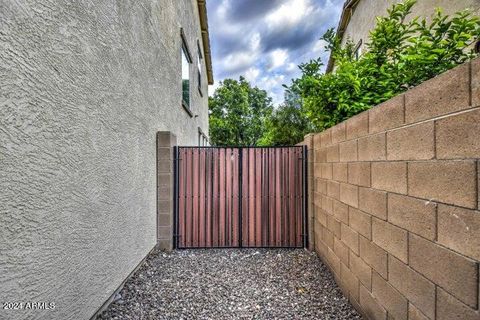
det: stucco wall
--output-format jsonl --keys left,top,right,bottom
{"left": 303, "top": 59, "right": 480, "bottom": 320}
{"left": 0, "top": 0, "right": 209, "bottom": 319}
{"left": 341, "top": 0, "right": 480, "bottom": 48}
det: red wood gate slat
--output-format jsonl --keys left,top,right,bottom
{"left": 174, "top": 146, "right": 306, "bottom": 248}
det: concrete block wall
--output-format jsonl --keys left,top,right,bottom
{"left": 303, "top": 58, "right": 480, "bottom": 320}
{"left": 157, "top": 132, "right": 177, "bottom": 251}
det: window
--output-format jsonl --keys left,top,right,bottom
{"left": 181, "top": 29, "right": 192, "bottom": 112}
{"left": 182, "top": 47, "right": 190, "bottom": 107}
{"left": 197, "top": 40, "right": 203, "bottom": 95}
{"left": 198, "top": 128, "right": 209, "bottom": 146}
{"left": 354, "top": 39, "right": 363, "bottom": 60}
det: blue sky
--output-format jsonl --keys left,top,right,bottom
{"left": 206, "top": 0, "right": 344, "bottom": 105}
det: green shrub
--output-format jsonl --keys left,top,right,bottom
{"left": 258, "top": 101, "right": 313, "bottom": 146}
{"left": 291, "top": 0, "right": 480, "bottom": 131}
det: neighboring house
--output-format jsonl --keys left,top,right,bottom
{"left": 0, "top": 0, "right": 212, "bottom": 319}
{"left": 326, "top": 0, "right": 480, "bottom": 72}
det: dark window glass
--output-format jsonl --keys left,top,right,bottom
{"left": 197, "top": 42, "right": 202, "bottom": 92}
{"left": 354, "top": 39, "right": 363, "bottom": 60}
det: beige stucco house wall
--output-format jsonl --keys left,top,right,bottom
{"left": 0, "top": 0, "right": 212, "bottom": 319}
{"left": 327, "top": 0, "right": 480, "bottom": 72}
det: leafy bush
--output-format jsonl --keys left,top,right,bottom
{"left": 258, "top": 101, "right": 313, "bottom": 146}
{"left": 291, "top": 0, "right": 480, "bottom": 131}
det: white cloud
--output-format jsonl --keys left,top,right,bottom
{"left": 216, "top": 0, "right": 228, "bottom": 19}
{"left": 208, "top": 82, "right": 220, "bottom": 97}
{"left": 268, "top": 49, "right": 289, "bottom": 70}
{"left": 259, "top": 74, "right": 285, "bottom": 90}
{"left": 245, "top": 67, "right": 260, "bottom": 82}
{"left": 221, "top": 52, "right": 257, "bottom": 73}
{"left": 219, "top": 32, "right": 261, "bottom": 73}
{"left": 286, "top": 62, "right": 297, "bottom": 72}
{"left": 256, "top": 74, "right": 287, "bottom": 105}
{"left": 266, "top": 0, "right": 313, "bottom": 28}
{"left": 249, "top": 32, "right": 261, "bottom": 51}
{"left": 312, "top": 39, "right": 328, "bottom": 55}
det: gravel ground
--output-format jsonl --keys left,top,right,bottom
{"left": 97, "top": 248, "right": 362, "bottom": 320}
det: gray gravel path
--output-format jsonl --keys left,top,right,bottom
{"left": 97, "top": 249, "right": 362, "bottom": 320}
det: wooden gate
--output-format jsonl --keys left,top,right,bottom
{"left": 174, "top": 147, "right": 307, "bottom": 248}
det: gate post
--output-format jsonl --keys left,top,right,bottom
{"left": 299, "top": 134, "right": 315, "bottom": 250}
{"left": 156, "top": 131, "right": 177, "bottom": 251}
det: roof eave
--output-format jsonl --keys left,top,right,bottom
{"left": 325, "top": 0, "right": 361, "bottom": 73}
{"left": 197, "top": 0, "right": 214, "bottom": 85}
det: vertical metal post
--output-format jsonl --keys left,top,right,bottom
{"left": 266, "top": 148, "right": 270, "bottom": 246}
{"left": 246, "top": 149, "right": 250, "bottom": 246}
{"left": 302, "top": 145, "right": 308, "bottom": 249}
{"left": 204, "top": 148, "right": 208, "bottom": 247}
{"left": 173, "top": 146, "right": 179, "bottom": 249}
{"left": 238, "top": 148, "right": 243, "bottom": 247}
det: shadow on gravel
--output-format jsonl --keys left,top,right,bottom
{"left": 97, "top": 248, "right": 362, "bottom": 319}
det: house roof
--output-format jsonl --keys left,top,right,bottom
{"left": 197, "top": 0, "right": 214, "bottom": 85}
{"left": 325, "top": 0, "right": 362, "bottom": 73}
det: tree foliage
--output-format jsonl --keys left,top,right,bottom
{"left": 291, "top": 0, "right": 480, "bottom": 131}
{"left": 209, "top": 77, "right": 273, "bottom": 146}
{"left": 258, "top": 91, "right": 313, "bottom": 146}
